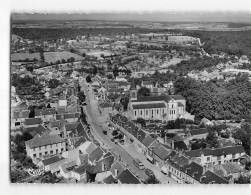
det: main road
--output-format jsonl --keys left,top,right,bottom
{"left": 80, "top": 77, "right": 175, "bottom": 184}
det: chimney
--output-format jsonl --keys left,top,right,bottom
{"left": 102, "top": 162, "right": 105, "bottom": 172}
{"left": 114, "top": 168, "right": 118, "bottom": 178}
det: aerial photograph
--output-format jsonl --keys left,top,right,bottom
{"left": 9, "top": 2, "right": 251, "bottom": 185}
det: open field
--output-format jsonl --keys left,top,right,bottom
{"left": 11, "top": 53, "right": 40, "bottom": 61}
{"left": 11, "top": 51, "right": 84, "bottom": 63}
{"left": 86, "top": 50, "right": 114, "bottom": 59}
{"left": 160, "top": 57, "right": 188, "bottom": 68}
{"left": 43, "top": 51, "right": 84, "bottom": 63}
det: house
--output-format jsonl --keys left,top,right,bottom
{"left": 117, "top": 169, "right": 141, "bottom": 184}
{"left": 214, "top": 162, "right": 244, "bottom": 179}
{"left": 63, "top": 122, "right": 79, "bottom": 138}
{"left": 88, "top": 147, "right": 104, "bottom": 165}
{"left": 71, "top": 164, "right": 94, "bottom": 181}
{"left": 25, "top": 134, "right": 66, "bottom": 159}
{"left": 34, "top": 108, "right": 56, "bottom": 122}
{"left": 128, "top": 94, "right": 191, "bottom": 122}
{"left": 109, "top": 160, "right": 125, "bottom": 179}
{"left": 24, "top": 118, "right": 43, "bottom": 128}
{"left": 11, "top": 110, "right": 30, "bottom": 128}
{"left": 59, "top": 160, "right": 79, "bottom": 179}
{"left": 63, "top": 113, "right": 79, "bottom": 122}
{"left": 184, "top": 146, "right": 246, "bottom": 166}
{"left": 24, "top": 124, "right": 47, "bottom": 138}
{"left": 78, "top": 141, "right": 98, "bottom": 155}
{"left": 141, "top": 135, "right": 157, "bottom": 161}
{"left": 38, "top": 154, "right": 68, "bottom": 173}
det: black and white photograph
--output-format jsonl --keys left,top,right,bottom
{"left": 4, "top": 0, "right": 251, "bottom": 189}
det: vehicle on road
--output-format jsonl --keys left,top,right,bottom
{"left": 133, "top": 158, "right": 145, "bottom": 170}
{"left": 145, "top": 168, "right": 155, "bottom": 178}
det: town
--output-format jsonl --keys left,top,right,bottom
{"left": 10, "top": 17, "right": 251, "bottom": 184}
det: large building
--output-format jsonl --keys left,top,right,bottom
{"left": 128, "top": 78, "right": 194, "bottom": 122}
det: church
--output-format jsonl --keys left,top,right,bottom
{"left": 127, "top": 78, "right": 194, "bottom": 122}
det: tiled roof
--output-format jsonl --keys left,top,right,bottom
{"left": 168, "top": 154, "right": 189, "bottom": 169}
{"left": 153, "top": 144, "right": 171, "bottom": 161}
{"left": 92, "top": 155, "right": 114, "bottom": 174}
{"left": 132, "top": 103, "right": 166, "bottom": 109}
{"left": 109, "top": 161, "right": 125, "bottom": 178}
{"left": 13, "top": 110, "right": 30, "bottom": 119}
{"left": 50, "top": 121, "right": 61, "bottom": 128}
{"left": 65, "top": 122, "right": 79, "bottom": 131}
{"left": 133, "top": 95, "right": 170, "bottom": 103}
{"left": 64, "top": 113, "right": 76, "bottom": 119}
{"left": 25, "top": 134, "right": 65, "bottom": 149}
{"left": 201, "top": 170, "right": 229, "bottom": 184}
{"left": 173, "top": 141, "right": 188, "bottom": 151}
{"left": 24, "top": 118, "right": 42, "bottom": 126}
{"left": 184, "top": 161, "right": 204, "bottom": 182}
{"left": 103, "top": 175, "right": 117, "bottom": 184}
{"left": 141, "top": 135, "right": 156, "bottom": 147}
{"left": 56, "top": 114, "right": 63, "bottom": 120}
{"left": 118, "top": 169, "right": 140, "bottom": 184}
{"left": 35, "top": 108, "right": 56, "bottom": 116}
{"left": 89, "top": 148, "right": 104, "bottom": 162}
{"left": 56, "top": 107, "right": 66, "bottom": 114}
{"left": 169, "top": 95, "right": 185, "bottom": 100}
{"left": 42, "top": 155, "right": 64, "bottom": 166}
{"left": 221, "top": 162, "right": 243, "bottom": 174}
{"left": 25, "top": 124, "right": 47, "bottom": 137}
{"left": 78, "top": 141, "right": 98, "bottom": 154}
{"left": 184, "top": 146, "right": 246, "bottom": 158}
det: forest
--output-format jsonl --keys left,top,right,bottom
{"left": 174, "top": 74, "right": 251, "bottom": 121}
{"left": 170, "top": 55, "right": 228, "bottom": 73}
{"left": 184, "top": 30, "right": 251, "bottom": 59}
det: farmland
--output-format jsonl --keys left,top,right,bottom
{"left": 86, "top": 50, "right": 114, "bottom": 59}
{"left": 11, "top": 51, "right": 84, "bottom": 63}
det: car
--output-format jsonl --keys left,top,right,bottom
{"left": 145, "top": 168, "right": 155, "bottom": 177}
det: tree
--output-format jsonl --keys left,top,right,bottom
{"left": 26, "top": 66, "right": 34, "bottom": 72}
{"left": 144, "top": 175, "right": 160, "bottom": 184}
{"left": 116, "top": 134, "right": 123, "bottom": 140}
{"left": 86, "top": 75, "right": 92, "bottom": 83}
{"left": 136, "top": 117, "right": 146, "bottom": 127}
{"left": 205, "top": 131, "right": 219, "bottom": 148}
{"left": 112, "top": 130, "right": 119, "bottom": 137}
{"left": 137, "top": 87, "right": 150, "bottom": 97}
{"left": 234, "top": 175, "right": 250, "bottom": 184}
{"left": 78, "top": 92, "right": 86, "bottom": 103}
{"left": 120, "top": 95, "right": 130, "bottom": 110}
{"left": 48, "top": 79, "right": 60, "bottom": 89}
{"left": 92, "top": 65, "right": 98, "bottom": 75}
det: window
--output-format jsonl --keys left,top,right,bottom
{"left": 163, "top": 109, "right": 164, "bottom": 114}
{"left": 157, "top": 110, "right": 158, "bottom": 114}
{"left": 33, "top": 154, "right": 36, "bottom": 158}
{"left": 39, "top": 153, "right": 42, "bottom": 157}
{"left": 45, "top": 146, "right": 47, "bottom": 149}
{"left": 146, "top": 110, "right": 148, "bottom": 115}
{"left": 50, "top": 151, "right": 53, "bottom": 154}
{"left": 135, "top": 111, "right": 137, "bottom": 116}
{"left": 207, "top": 157, "right": 210, "bottom": 161}
{"left": 141, "top": 111, "right": 142, "bottom": 115}
{"left": 39, "top": 147, "right": 41, "bottom": 150}
{"left": 173, "top": 110, "right": 175, "bottom": 114}
{"left": 56, "top": 149, "right": 58, "bottom": 153}
{"left": 172, "top": 104, "right": 173, "bottom": 109}
{"left": 152, "top": 110, "right": 153, "bottom": 114}
{"left": 45, "top": 151, "right": 48, "bottom": 155}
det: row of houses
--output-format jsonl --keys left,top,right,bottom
{"left": 109, "top": 113, "right": 250, "bottom": 184}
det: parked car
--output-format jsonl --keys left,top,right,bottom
{"left": 145, "top": 168, "right": 155, "bottom": 177}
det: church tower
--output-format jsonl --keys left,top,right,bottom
{"left": 130, "top": 77, "right": 137, "bottom": 101}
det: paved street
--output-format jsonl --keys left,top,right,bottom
{"left": 80, "top": 77, "right": 176, "bottom": 184}
{"left": 80, "top": 78, "right": 149, "bottom": 182}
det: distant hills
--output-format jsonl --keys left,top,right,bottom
{"left": 12, "top": 12, "right": 251, "bottom": 24}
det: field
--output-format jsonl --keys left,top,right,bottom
{"left": 11, "top": 51, "right": 84, "bottom": 63}
{"left": 43, "top": 51, "right": 84, "bottom": 63}
{"left": 86, "top": 50, "right": 114, "bottom": 59}
{"left": 11, "top": 53, "right": 40, "bottom": 61}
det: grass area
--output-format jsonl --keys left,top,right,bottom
{"left": 43, "top": 51, "right": 84, "bottom": 63}
{"left": 11, "top": 52, "right": 40, "bottom": 61}
{"left": 11, "top": 51, "right": 84, "bottom": 63}
{"left": 86, "top": 50, "right": 114, "bottom": 59}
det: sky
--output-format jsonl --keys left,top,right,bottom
{"left": 9, "top": 0, "right": 251, "bottom": 23}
